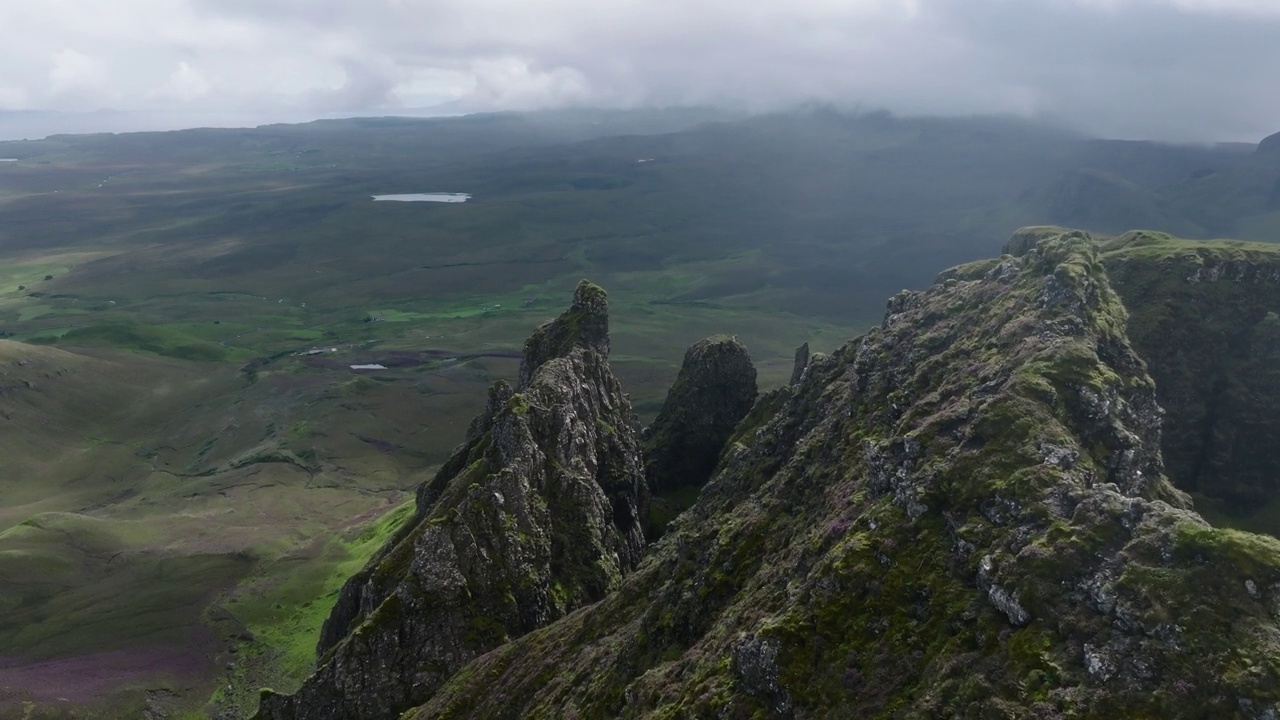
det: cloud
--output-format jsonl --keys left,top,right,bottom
{"left": 301, "top": 57, "right": 405, "bottom": 111}
{"left": 148, "top": 61, "right": 212, "bottom": 103}
{"left": 48, "top": 49, "right": 114, "bottom": 107}
{"left": 466, "top": 58, "right": 591, "bottom": 109}
{"left": 0, "top": 0, "right": 1277, "bottom": 140}
{"left": 0, "top": 86, "right": 28, "bottom": 111}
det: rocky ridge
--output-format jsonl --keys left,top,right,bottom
{"left": 1093, "top": 229, "right": 1280, "bottom": 526}
{"left": 401, "top": 231, "right": 1280, "bottom": 718}
{"left": 255, "top": 230, "right": 1280, "bottom": 720}
{"left": 1011, "top": 226, "right": 1280, "bottom": 530}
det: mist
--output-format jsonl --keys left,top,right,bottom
{"left": 2, "top": 0, "right": 1279, "bottom": 141}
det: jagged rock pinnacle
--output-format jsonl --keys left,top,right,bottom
{"left": 407, "top": 230, "right": 1280, "bottom": 720}
{"left": 790, "top": 342, "right": 810, "bottom": 386}
{"left": 517, "top": 280, "right": 609, "bottom": 389}
{"left": 643, "top": 335, "right": 756, "bottom": 536}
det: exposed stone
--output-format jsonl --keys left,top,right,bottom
{"left": 977, "top": 555, "right": 1032, "bottom": 627}
{"left": 642, "top": 335, "right": 757, "bottom": 537}
{"left": 1002, "top": 225, "right": 1074, "bottom": 257}
{"left": 517, "top": 279, "right": 609, "bottom": 389}
{"left": 256, "top": 230, "right": 1280, "bottom": 720}
{"left": 1101, "top": 231, "right": 1280, "bottom": 524}
{"left": 730, "top": 634, "right": 791, "bottom": 716}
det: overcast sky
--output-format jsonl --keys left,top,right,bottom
{"left": 2, "top": 0, "right": 1278, "bottom": 141}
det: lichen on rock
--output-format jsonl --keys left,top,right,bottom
{"left": 790, "top": 342, "right": 810, "bottom": 386}
{"left": 517, "top": 280, "right": 610, "bottom": 388}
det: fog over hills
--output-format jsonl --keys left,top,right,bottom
{"left": 3, "top": 0, "right": 1280, "bottom": 141}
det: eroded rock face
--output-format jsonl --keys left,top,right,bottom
{"left": 253, "top": 281, "right": 647, "bottom": 720}
{"left": 642, "top": 336, "right": 757, "bottom": 536}
{"left": 406, "top": 234, "right": 1280, "bottom": 719}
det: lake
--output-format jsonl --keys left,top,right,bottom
{"left": 372, "top": 193, "right": 470, "bottom": 203}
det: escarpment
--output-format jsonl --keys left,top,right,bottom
{"left": 643, "top": 335, "right": 757, "bottom": 537}
{"left": 254, "top": 281, "right": 648, "bottom": 720}
{"left": 406, "top": 233, "right": 1280, "bottom": 718}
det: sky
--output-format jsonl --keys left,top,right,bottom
{"left": 1, "top": 0, "right": 1279, "bottom": 142}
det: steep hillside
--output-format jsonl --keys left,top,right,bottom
{"left": 1039, "top": 169, "right": 1205, "bottom": 238}
{"left": 1002, "top": 226, "right": 1280, "bottom": 535}
{"left": 4, "top": 108, "right": 1279, "bottom": 718}
{"left": 388, "top": 232, "right": 1280, "bottom": 718}
{"left": 1163, "top": 132, "right": 1280, "bottom": 238}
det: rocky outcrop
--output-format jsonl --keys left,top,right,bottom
{"left": 405, "top": 233, "right": 1280, "bottom": 719}
{"left": 642, "top": 335, "right": 756, "bottom": 536}
{"left": 253, "top": 281, "right": 647, "bottom": 720}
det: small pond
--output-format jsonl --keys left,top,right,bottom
{"left": 372, "top": 193, "right": 470, "bottom": 203}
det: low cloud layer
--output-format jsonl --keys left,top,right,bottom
{"left": 2, "top": 0, "right": 1278, "bottom": 140}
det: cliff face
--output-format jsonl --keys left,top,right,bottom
{"left": 1091, "top": 230, "right": 1280, "bottom": 527}
{"left": 254, "top": 281, "right": 648, "bottom": 720}
{"left": 404, "top": 232, "right": 1280, "bottom": 719}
